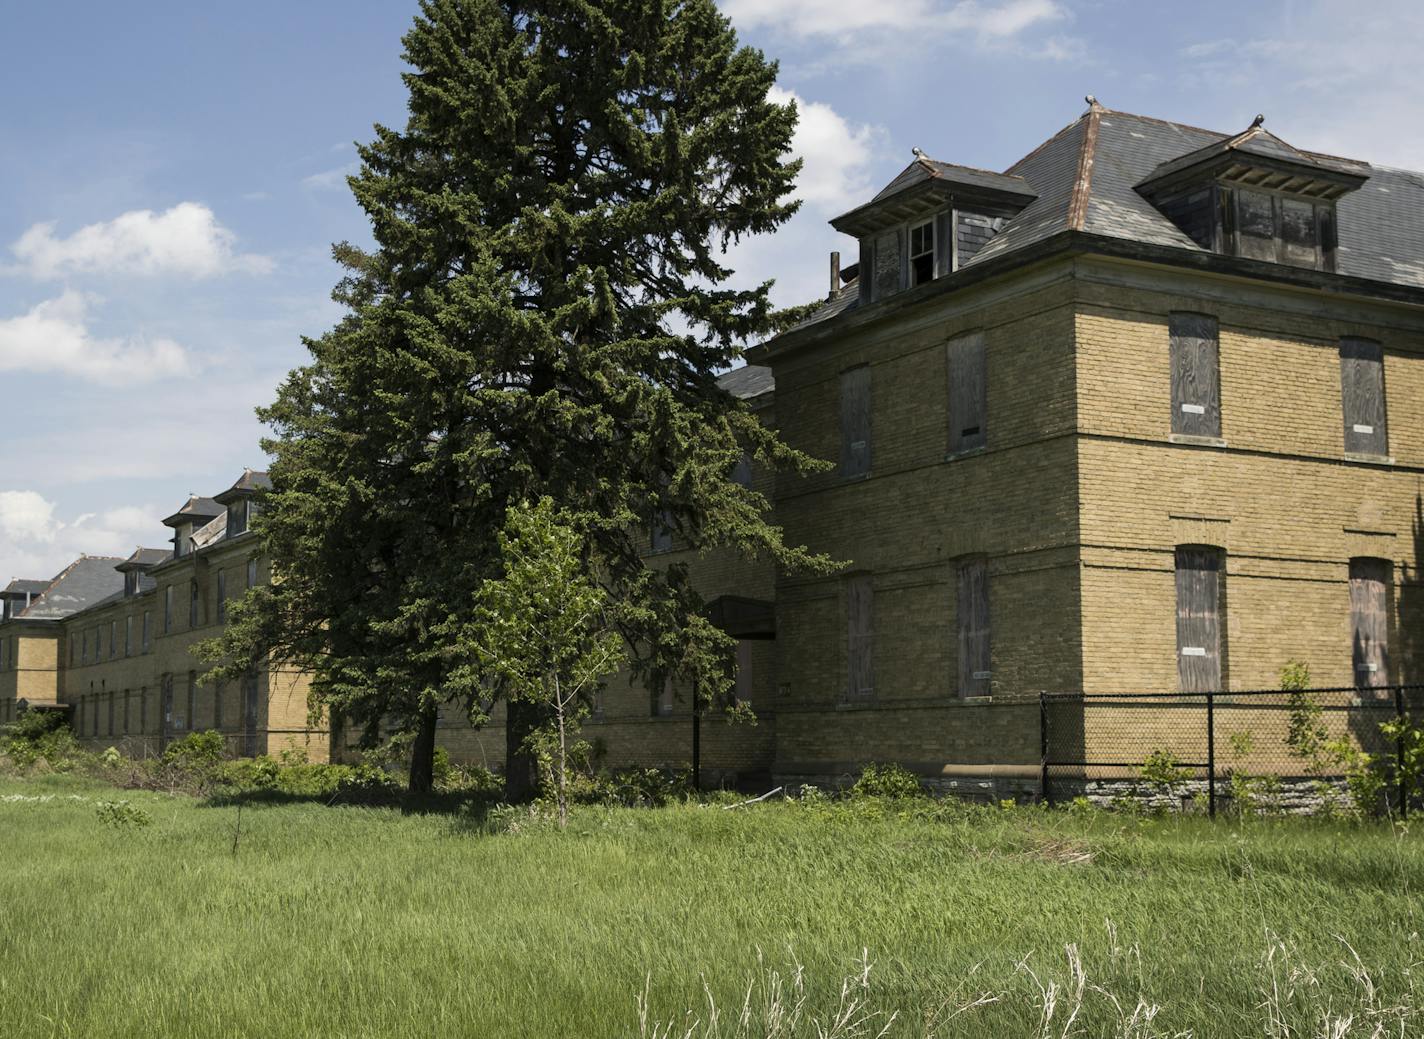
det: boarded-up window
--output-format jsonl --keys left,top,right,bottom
{"left": 216, "top": 570, "right": 227, "bottom": 624}
{"left": 246, "top": 558, "right": 259, "bottom": 589}
{"left": 1339, "top": 338, "right": 1388, "bottom": 456}
{"left": 947, "top": 332, "right": 987, "bottom": 453}
{"left": 164, "top": 586, "right": 173, "bottom": 633}
{"left": 839, "top": 366, "right": 871, "bottom": 477}
{"left": 189, "top": 580, "right": 200, "bottom": 628}
{"left": 125, "top": 615, "right": 132, "bottom": 658}
{"left": 161, "top": 674, "right": 174, "bottom": 743}
{"left": 731, "top": 455, "right": 753, "bottom": 488}
{"left": 957, "top": 559, "right": 991, "bottom": 697}
{"left": 871, "top": 228, "right": 903, "bottom": 301}
{"left": 187, "top": 671, "right": 197, "bottom": 732}
{"left": 1169, "top": 313, "right": 1221, "bottom": 438}
{"left": 214, "top": 681, "right": 224, "bottom": 731}
{"left": 650, "top": 511, "right": 674, "bottom": 553}
{"left": 734, "top": 640, "right": 753, "bottom": 705}
{"left": 107, "top": 691, "right": 115, "bottom": 737}
{"left": 1349, "top": 558, "right": 1390, "bottom": 691}
{"left": 123, "top": 690, "right": 131, "bottom": 734}
{"left": 242, "top": 671, "right": 260, "bottom": 756}
{"left": 140, "top": 686, "right": 147, "bottom": 734}
{"left": 142, "top": 611, "right": 151, "bottom": 651}
{"left": 1278, "top": 198, "right": 1318, "bottom": 268}
{"left": 846, "top": 575, "right": 874, "bottom": 700}
{"left": 109, "top": 621, "right": 116, "bottom": 659}
{"left": 1175, "top": 546, "right": 1225, "bottom": 693}
{"left": 651, "top": 676, "right": 674, "bottom": 717}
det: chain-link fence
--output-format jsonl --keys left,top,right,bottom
{"left": 1039, "top": 685, "right": 1424, "bottom": 817}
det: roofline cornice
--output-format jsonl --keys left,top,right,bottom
{"left": 749, "top": 229, "right": 1424, "bottom": 362}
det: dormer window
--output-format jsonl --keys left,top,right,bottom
{"left": 1230, "top": 189, "right": 1336, "bottom": 270}
{"left": 174, "top": 523, "right": 192, "bottom": 558}
{"left": 908, "top": 221, "right": 935, "bottom": 286}
{"left": 227, "top": 499, "right": 248, "bottom": 538}
{"left": 124, "top": 571, "right": 140, "bottom": 597}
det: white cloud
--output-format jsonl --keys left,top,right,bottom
{"left": 0, "top": 492, "right": 167, "bottom": 583}
{"left": 0, "top": 290, "right": 193, "bottom": 384}
{"left": 769, "top": 86, "right": 882, "bottom": 213}
{"left": 302, "top": 162, "right": 359, "bottom": 190}
{"left": 0, "top": 492, "right": 57, "bottom": 545}
{"left": 9, "top": 202, "right": 272, "bottom": 280}
{"left": 724, "top": 0, "right": 1064, "bottom": 40}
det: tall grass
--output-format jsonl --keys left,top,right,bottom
{"left": 0, "top": 774, "right": 1418, "bottom": 1037}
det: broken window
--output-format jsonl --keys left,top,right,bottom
{"left": 839, "top": 366, "right": 872, "bottom": 477}
{"left": 946, "top": 331, "right": 988, "bottom": 453}
{"left": 846, "top": 574, "right": 874, "bottom": 700}
{"left": 1339, "top": 337, "right": 1388, "bottom": 456}
{"left": 957, "top": 559, "right": 991, "bottom": 697}
{"left": 1349, "top": 558, "right": 1390, "bottom": 692}
{"left": 908, "top": 220, "right": 935, "bottom": 286}
{"left": 1235, "top": 190, "right": 1276, "bottom": 262}
{"left": 1169, "top": 313, "right": 1221, "bottom": 438}
{"left": 1175, "top": 546, "right": 1226, "bottom": 693}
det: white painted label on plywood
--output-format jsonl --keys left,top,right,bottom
{"left": 1367, "top": 662, "right": 1379, "bottom": 672}
{"left": 1181, "top": 403, "right": 1205, "bottom": 415}
{"left": 1353, "top": 423, "right": 1374, "bottom": 434}
{"left": 971, "top": 671, "right": 992, "bottom": 680}
{"left": 1181, "top": 647, "right": 1207, "bottom": 657}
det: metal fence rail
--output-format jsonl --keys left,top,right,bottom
{"left": 1039, "top": 685, "right": 1424, "bottom": 817}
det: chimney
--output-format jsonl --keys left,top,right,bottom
{"left": 829, "top": 251, "right": 841, "bottom": 299}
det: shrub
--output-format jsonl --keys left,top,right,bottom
{"left": 2, "top": 710, "right": 78, "bottom": 771}
{"left": 163, "top": 731, "right": 225, "bottom": 774}
{"left": 850, "top": 763, "right": 923, "bottom": 800}
{"left": 1138, "top": 749, "right": 1192, "bottom": 807}
{"left": 95, "top": 800, "right": 152, "bottom": 829}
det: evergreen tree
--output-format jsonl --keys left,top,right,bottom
{"left": 204, "top": 0, "right": 831, "bottom": 795}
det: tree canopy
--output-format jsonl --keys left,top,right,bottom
{"left": 204, "top": 0, "right": 831, "bottom": 795}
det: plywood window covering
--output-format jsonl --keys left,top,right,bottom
{"left": 650, "top": 511, "right": 674, "bottom": 554}
{"left": 216, "top": 570, "right": 227, "bottom": 624}
{"left": 243, "top": 671, "right": 260, "bottom": 756}
{"left": 846, "top": 574, "right": 874, "bottom": 700}
{"left": 1169, "top": 313, "right": 1221, "bottom": 438}
{"left": 1339, "top": 338, "right": 1388, "bottom": 456}
{"left": 123, "top": 690, "right": 131, "bottom": 734}
{"left": 140, "top": 687, "right": 147, "bottom": 735}
{"left": 946, "top": 332, "right": 988, "bottom": 453}
{"left": 164, "top": 586, "right": 173, "bottom": 633}
{"left": 957, "top": 559, "right": 991, "bottom": 697}
{"left": 214, "top": 681, "right": 224, "bottom": 731}
{"left": 839, "top": 366, "right": 872, "bottom": 478}
{"left": 91, "top": 691, "right": 99, "bottom": 736}
{"left": 107, "top": 691, "right": 115, "bottom": 737}
{"left": 77, "top": 697, "right": 85, "bottom": 734}
{"left": 735, "top": 640, "right": 753, "bottom": 705}
{"left": 908, "top": 220, "right": 935, "bottom": 286}
{"left": 1349, "top": 558, "right": 1390, "bottom": 692}
{"left": 189, "top": 580, "right": 200, "bottom": 628}
{"left": 187, "top": 671, "right": 197, "bottom": 732}
{"left": 1175, "top": 546, "right": 1225, "bottom": 693}
{"left": 142, "top": 611, "right": 151, "bottom": 652}
{"left": 125, "top": 615, "right": 133, "bottom": 658}
{"left": 651, "top": 676, "right": 674, "bottom": 717}
{"left": 731, "top": 455, "right": 753, "bottom": 489}
{"left": 871, "top": 228, "right": 904, "bottom": 301}
{"left": 247, "top": 558, "right": 259, "bottom": 590}
{"left": 161, "top": 674, "right": 174, "bottom": 741}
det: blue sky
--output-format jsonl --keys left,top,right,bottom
{"left": 3, "top": 0, "right": 1420, "bottom": 581}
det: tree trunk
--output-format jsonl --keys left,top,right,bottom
{"left": 407, "top": 704, "right": 439, "bottom": 794}
{"left": 555, "top": 682, "right": 568, "bottom": 829}
{"left": 505, "top": 698, "right": 541, "bottom": 803}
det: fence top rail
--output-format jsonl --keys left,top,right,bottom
{"left": 1041, "top": 684, "right": 1424, "bottom": 703}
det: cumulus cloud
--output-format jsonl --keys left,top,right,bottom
{"left": 723, "top": 0, "right": 1065, "bottom": 41}
{"left": 9, "top": 202, "right": 272, "bottom": 280}
{"left": 769, "top": 86, "right": 882, "bottom": 212}
{"left": 0, "top": 492, "right": 167, "bottom": 583}
{"left": 0, "top": 290, "right": 193, "bottom": 383}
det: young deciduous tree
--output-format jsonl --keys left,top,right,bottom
{"left": 471, "top": 498, "right": 623, "bottom": 826}
{"left": 203, "top": 0, "right": 832, "bottom": 795}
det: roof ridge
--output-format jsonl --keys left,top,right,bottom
{"left": 1067, "top": 102, "right": 1103, "bottom": 231}
{"left": 1097, "top": 106, "right": 1228, "bottom": 141}
{"left": 1005, "top": 110, "right": 1089, "bottom": 176}
{"left": 922, "top": 155, "right": 1031, "bottom": 183}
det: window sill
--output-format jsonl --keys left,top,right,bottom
{"left": 840, "top": 472, "right": 872, "bottom": 483}
{"left": 1344, "top": 452, "right": 1395, "bottom": 466}
{"left": 836, "top": 698, "right": 878, "bottom": 710}
{"left": 944, "top": 446, "right": 987, "bottom": 462}
{"left": 1168, "top": 434, "right": 1227, "bottom": 448}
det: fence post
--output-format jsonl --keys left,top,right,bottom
{"left": 1396, "top": 685, "right": 1407, "bottom": 821}
{"left": 1206, "top": 691, "right": 1216, "bottom": 819}
{"left": 1039, "top": 692, "right": 1051, "bottom": 807}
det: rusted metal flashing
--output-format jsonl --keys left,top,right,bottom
{"left": 1067, "top": 99, "right": 1103, "bottom": 231}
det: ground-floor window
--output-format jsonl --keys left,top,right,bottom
{"left": 1175, "top": 545, "right": 1226, "bottom": 693}
{"left": 1349, "top": 557, "right": 1391, "bottom": 692}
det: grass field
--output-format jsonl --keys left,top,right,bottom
{"left": 0, "top": 774, "right": 1419, "bottom": 1038}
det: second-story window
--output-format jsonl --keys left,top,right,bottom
{"left": 1339, "top": 337, "right": 1388, "bottom": 457}
{"left": 246, "top": 558, "right": 258, "bottom": 589}
{"left": 142, "top": 610, "right": 151, "bottom": 651}
{"left": 839, "top": 366, "right": 871, "bottom": 478}
{"left": 216, "top": 570, "right": 227, "bottom": 624}
{"left": 189, "top": 580, "right": 200, "bottom": 628}
{"left": 164, "top": 586, "right": 173, "bottom": 634}
{"left": 109, "top": 620, "right": 116, "bottom": 659}
{"left": 908, "top": 220, "right": 935, "bottom": 286}
{"left": 1169, "top": 313, "right": 1221, "bottom": 439}
{"left": 125, "top": 615, "right": 132, "bottom": 658}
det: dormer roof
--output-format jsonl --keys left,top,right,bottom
{"left": 831, "top": 155, "right": 1037, "bottom": 237}
{"left": 114, "top": 547, "right": 170, "bottom": 573}
{"left": 213, "top": 468, "right": 271, "bottom": 506}
{"left": 161, "top": 495, "right": 224, "bottom": 529}
{"left": 1136, "top": 120, "right": 1369, "bottom": 201}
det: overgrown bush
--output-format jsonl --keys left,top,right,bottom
{"left": 1, "top": 710, "right": 79, "bottom": 771}
{"left": 850, "top": 763, "right": 923, "bottom": 800}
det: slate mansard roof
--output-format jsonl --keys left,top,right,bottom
{"left": 15, "top": 557, "right": 127, "bottom": 620}
{"left": 783, "top": 102, "right": 1424, "bottom": 335}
